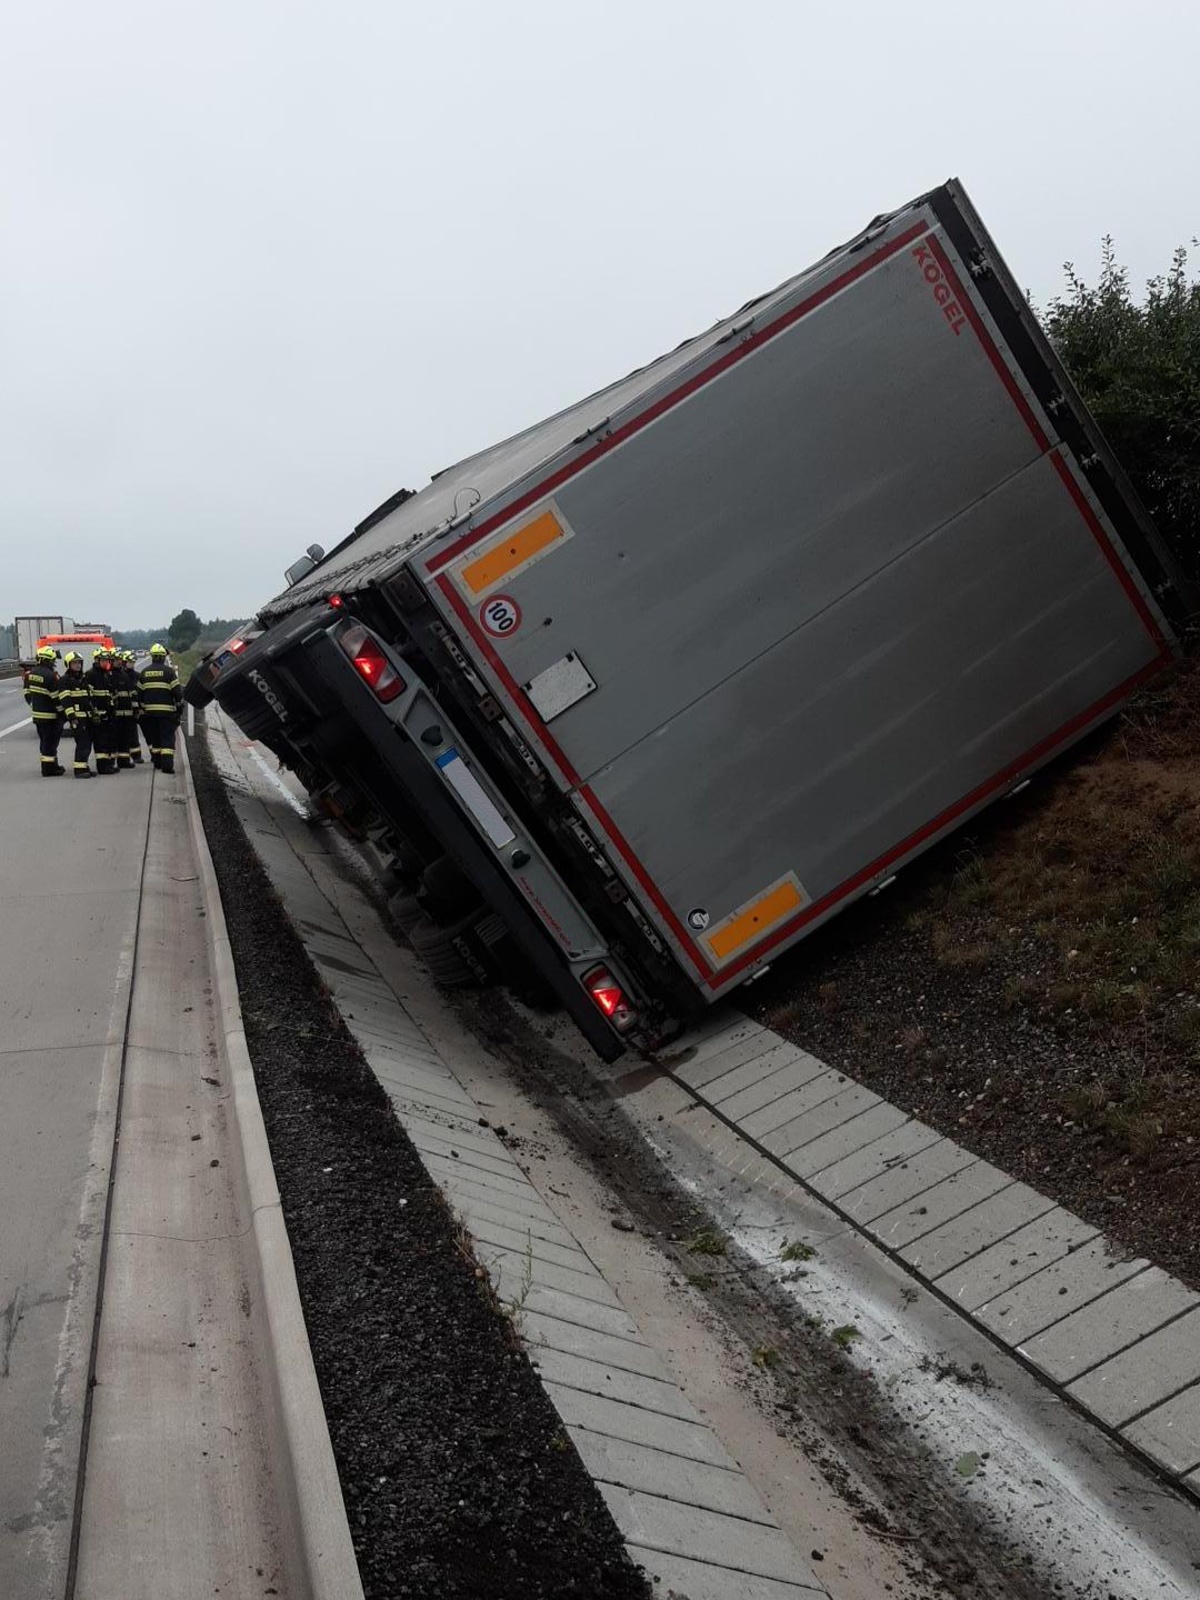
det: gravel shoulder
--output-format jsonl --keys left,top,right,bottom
{"left": 188, "top": 726, "right": 650, "bottom": 1600}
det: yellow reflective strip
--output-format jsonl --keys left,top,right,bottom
{"left": 459, "top": 509, "right": 565, "bottom": 596}
{"left": 704, "top": 876, "right": 806, "bottom": 962}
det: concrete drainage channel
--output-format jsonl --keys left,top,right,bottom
{"left": 199, "top": 706, "right": 1200, "bottom": 1600}
{"left": 61, "top": 744, "right": 361, "bottom": 1599}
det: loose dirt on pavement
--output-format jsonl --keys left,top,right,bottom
{"left": 750, "top": 655, "right": 1200, "bottom": 1291}
{"left": 188, "top": 729, "right": 650, "bottom": 1600}
{"left": 458, "top": 989, "right": 1081, "bottom": 1600}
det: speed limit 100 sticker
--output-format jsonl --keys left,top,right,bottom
{"left": 479, "top": 594, "right": 522, "bottom": 638}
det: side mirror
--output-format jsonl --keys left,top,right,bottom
{"left": 284, "top": 554, "right": 316, "bottom": 587}
{"left": 284, "top": 545, "right": 326, "bottom": 587}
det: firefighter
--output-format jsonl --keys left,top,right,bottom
{"left": 85, "top": 647, "right": 119, "bottom": 775}
{"left": 119, "top": 652, "right": 146, "bottom": 762}
{"left": 110, "top": 649, "right": 136, "bottom": 769}
{"left": 59, "top": 651, "right": 96, "bottom": 778}
{"left": 24, "top": 645, "right": 65, "bottom": 775}
{"left": 138, "top": 643, "right": 183, "bottom": 773}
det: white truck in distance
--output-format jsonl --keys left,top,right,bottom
{"left": 192, "top": 179, "right": 1192, "bottom": 1060}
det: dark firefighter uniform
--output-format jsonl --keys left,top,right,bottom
{"left": 24, "top": 647, "right": 65, "bottom": 775}
{"left": 110, "top": 652, "right": 136, "bottom": 768}
{"left": 138, "top": 646, "right": 183, "bottom": 773}
{"left": 59, "top": 653, "right": 96, "bottom": 778}
{"left": 84, "top": 650, "right": 119, "bottom": 775}
{"left": 119, "top": 653, "right": 145, "bottom": 762}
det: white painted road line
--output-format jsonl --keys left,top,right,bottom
{"left": 0, "top": 717, "right": 32, "bottom": 739}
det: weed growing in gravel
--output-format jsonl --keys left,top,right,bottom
{"left": 502, "top": 1234, "right": 536, "bottom": 1340}
{"left": 948, "top": 851, "right": 990, "bottom": 909}
{"left": 451, "top": 1213, "right": 532, "bottom": 1347}
{"left": 830, "top": 1323, "right": 861, "bottom": 1349}
{"left": 763, "top": 998, "right": 807, "bottom": 1030}
{"left": 1167, "top": 1006, "right": 1200, "bottom": 1064}
{"left": 930, "top": 925, "right": 991, "bottom": 970}
{"left": 1061, "top": 1077, "right": 1164, "bottom": 1158}
{"left": 919, "top": 1354, "right": 993, "bottom": 1389}
{"left": 751, "top": 1345, "right": 781, "bottom": 1369}
{"left": 685, "top": 1271, "right": 716, "bottom": 1291}
{"left": 684, "top": 1229, "right": 728, "bottom": 1257}
{"left": 816, "top": 981, "right": 843, "bottom": 1014}
{"left": 779, "top": 1239, "right": 816, "bottom": 1263}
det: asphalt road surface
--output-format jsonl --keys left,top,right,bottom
{"left": 0, "top": 673, "right": 30, "bottom": 734}
{"left": 0, "top": 712, "right": 153, "bottom": 1598}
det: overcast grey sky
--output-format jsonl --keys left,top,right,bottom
{"left": 3, "top": 0, "right": 1197, "bottom": 630}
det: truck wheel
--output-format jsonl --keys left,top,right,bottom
{"left": 489, "top": 930, "right": 560, "bottom": 1011}
{"left": 386, "top": 891, "right": 425, "bottom": 937}
{"left": 421, "top": 855, "right": 480, "bottom": 921}
{"left": 408, "top": 914, "right": 484, "bottom": 989}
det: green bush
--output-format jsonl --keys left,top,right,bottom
{"left": 1044, "top": 241, "right": 1200, "bottom": 582}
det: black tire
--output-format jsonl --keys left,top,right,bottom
{"left": 386, "top": 891, "right": 426, "bottom": 937}
{"left": 408, "top": 914, "right": 485, "bottom": 989}
{"left": 421, "top": 855, "right": 480, "bottom": 921}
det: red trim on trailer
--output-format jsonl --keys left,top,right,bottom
{"left": 577, "top": 779, "right": 715, "bottom": 980}
{"left": 927, "top": 234, "right": 1167, "bottom": 653}
{"left": 924, "top": 235, "right": 1050, "bottom": 453}
{"left": 437, "top": 576, "right": 717, "bottom": 983}
{"left": 1049, "top": 454, "right": 1168, "bottom": 650}
{"left": 438, "top": 575, "right": 578, "bottom": 789}
{"left": 439, "top": 572, "right": 713, "bottom": 977}
{"left": 709, "top": 657, "right": 1165, "bottom": 986}
{"left": 428, "top": 221, "right": 932, "bottom": 576}
{"left": 431, "top": 216, "right": 1175, "bottom": 994}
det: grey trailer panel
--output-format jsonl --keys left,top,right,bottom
{"left": 582, "top": 452, "right": 1159, "bottom": 945}
{"left": 448, "top": 229, "right": 1052, "bottom": 776}
{"left": 418, "top": 206, "right": 1173, "bottom": 996}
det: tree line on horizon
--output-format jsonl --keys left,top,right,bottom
{"left": 113, "top": 612, "right": 251, "bottom": 653}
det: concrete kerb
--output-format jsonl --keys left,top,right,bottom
{"left": 660, "top": 1052, "right": 1200, "bottom": 1510}
{"left": 179, "top": 738, "right": 365, "bottom": 1600}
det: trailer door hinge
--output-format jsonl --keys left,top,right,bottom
{"left": 572, "top": 416, "right": 611, "bottom": 445}
{"left": 968, "top": 249, "right": 993, "bottom": 279}
{"left": 718, "top": 316, "right": 756, "bottom": 345}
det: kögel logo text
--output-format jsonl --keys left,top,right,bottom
{"left": 248, "top": 670, "right": 288, "bottom": 723}
{"left": 912, "top": 242, "right": 967, "bottom": 336}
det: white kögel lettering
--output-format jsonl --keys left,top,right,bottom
{"left": 248, "top": 669, "right": 288, "bottom": 723}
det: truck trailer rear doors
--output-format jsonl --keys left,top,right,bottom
{"left": 416, "top": 187, "right": 1177, "bottom": 999}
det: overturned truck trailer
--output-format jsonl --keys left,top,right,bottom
{"left": 197, "top": 179, "right": 1191, "bottom": 1060}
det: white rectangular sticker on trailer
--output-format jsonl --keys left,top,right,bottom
{"left": 434, "top": 749, "right": 516, "bottom": 849}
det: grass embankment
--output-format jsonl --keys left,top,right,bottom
{"left": 752, "top": 654, "right": 1200, "bottom": 1284}
{"left": 919, "top": 657, "right": 1200, "bottom": 1152}
{"left": 170, "top": 647, "right": 203, "bottom": 681}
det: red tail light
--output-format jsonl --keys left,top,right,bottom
{"left": 337, "top": 624, "right": 405, "bottom": 703}
{"left": 583, "top": 966, "right": 637, "bottom": 1032}
{"left": 329, "top": 593, "right": 344, "bottom": 609}
{"left": 227, "top": 637, "right": 247, "bottom": 654}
